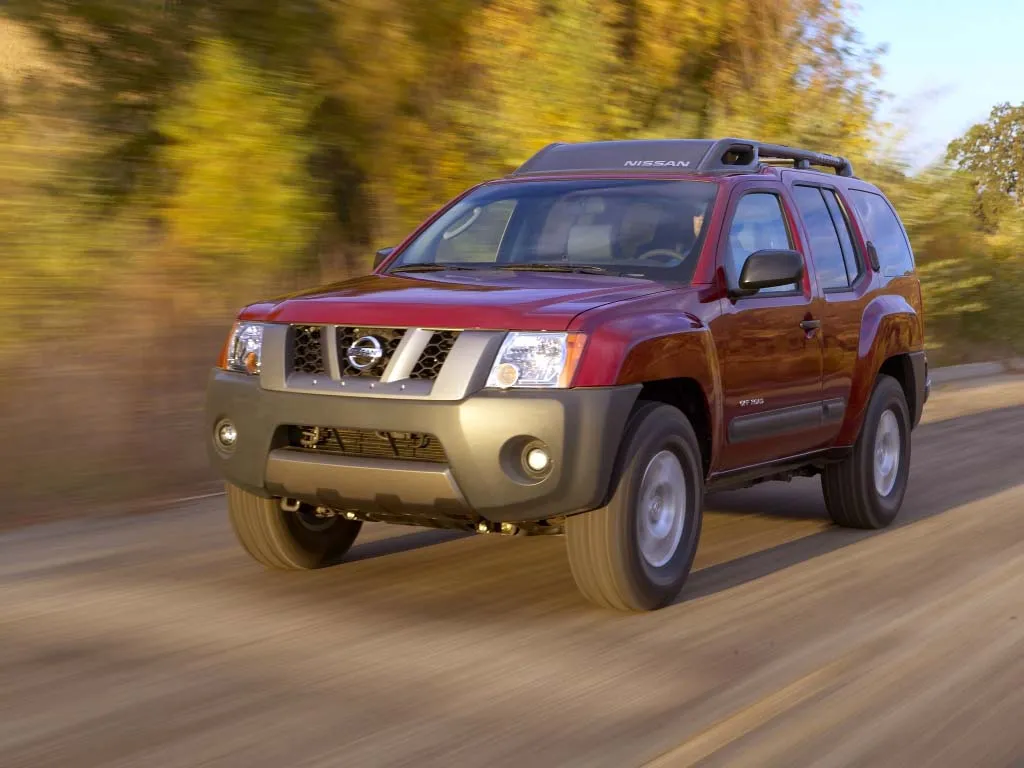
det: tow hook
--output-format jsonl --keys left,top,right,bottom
{"left": 279, "top": 498, "right": 347, "bottom": 520}
{"left": 476, "top": 521, "right": 519, "bottom": 536}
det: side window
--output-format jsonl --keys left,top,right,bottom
{"left": 434, "top": 200, "right": 517, "bottom": 263}
{"left": 848, "top": 190, "right": 914, "bottom": 275}
{"left": 821, "top": 189, "right": 862, "bottom": 283}
{"left": 792, "top": 186, "right": 850, "bottom": 290}
{"left": 726, "top": 192, "right": 796, "bottom": 294}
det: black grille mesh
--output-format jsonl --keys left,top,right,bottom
{"left": 410, "top": 331, "right": 460, "bottom": 380}
{"left": 289, "top": 426, "right": 447, "bottom": 463}
{"left": 290, "top": 326, "right": 327, "bottom": 375}
{"left": 288, "top": 326, "right": 459, "bottom": 381}
{"left": 336, "top": 327, "right": 405, "bottom": 377}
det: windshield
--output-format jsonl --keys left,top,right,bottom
{"left": 387, "top": 179, "right": 718, "bottom": 281}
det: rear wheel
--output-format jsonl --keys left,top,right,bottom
{"left": 822, "top": 374, "right": 911, "bottom": 529}
{"left": 565, "top": 402, "right": 704, "bottom": 611}
{"left": 227, "top": 484, "right": 362, "bottom": 569}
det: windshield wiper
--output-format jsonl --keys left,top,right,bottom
{"left": 389, "top": 263, "right": 483, "bottom": 273}
{"left": 392, "top": 262, "right": 621, "bottom": 276}
{"left": 496, "top": 263, "right": 618, "bottom": 275}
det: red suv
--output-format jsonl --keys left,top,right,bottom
{"left": 207, "top": 138, "right": 929, "bottom": 611}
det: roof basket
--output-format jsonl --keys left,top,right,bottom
{"left": 511, "top": 138, "right": 854, "bottom": 178}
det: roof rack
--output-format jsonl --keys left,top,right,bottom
{"left": 510, "top": 138, "right": 854, "bottom": 178}
{"left": 751, "top": 141, "right": 854, "bottom": 177}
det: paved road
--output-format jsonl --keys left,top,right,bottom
{"left": 2, "top": 378, "right": 1023, "bottom": 768}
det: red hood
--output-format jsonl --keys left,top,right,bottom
{"left": 247, "top": 271, "right": 674, "bottom": 330}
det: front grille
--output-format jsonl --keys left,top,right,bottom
{"left": 336, "top": 327, "right": 405, "bottom": 377}
{"left": 410, "top": 331, "right": 460, "bottom": 380}
{"left": 288, "top": 426, "right": 448, "bottom": 463}
{"left": 289, "top": 326, "right": 327, "bottom": 375}
{"left": 286, "top": 325, "right": 461, "bottom": 382}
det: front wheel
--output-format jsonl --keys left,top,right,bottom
{"left": 565, "top": 402, "right": 704, "bottom": 611}
{"left": 822, "top": 374, "right": 911, "bottom": 529}
{"left": 227, "top": 484, "right": 362, "bottom": 570}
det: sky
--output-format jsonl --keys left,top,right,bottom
{"left": 854, "top": 0, "right": 1024, "bottom": 168}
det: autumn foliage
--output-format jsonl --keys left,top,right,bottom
{"left": 0, "top": 1, "right": 1020, "bottom": 513}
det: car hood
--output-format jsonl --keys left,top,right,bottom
{"left": 250, "top": 271, "right": 675, "bottom": 330}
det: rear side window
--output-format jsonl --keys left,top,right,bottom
{"left": 726, "top": 192, "right": 796, "bottom": 293}
{"left": 848, "top": 190, "right": 914, "bottom": 275}
{"left": 792, "top": 186, "right": 850, "bottom": 290}
{"left": 821, "top": 189, "right": 862, "bottom": 281}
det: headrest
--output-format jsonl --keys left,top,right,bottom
{"left": 566, "top": 224, "right": 613, "bottom": 260}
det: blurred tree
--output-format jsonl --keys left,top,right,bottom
{"left": 704, "top": 0, "right": 884, "bottom": 162}
{"left": 6, "top": 0, "right": 203, "bottom": 205}
{"left": 902, "top": 171, "right": 993, "bottom": 322}
{"left": 1, "top": 0, "right": 1021, "bottom": 359}
{"left": 605, "top": 0, "right": 884, "bottom": 161}
{"left": 453, "top": 0, "right": 620, "bottom": 171}
{"left": 5, "top": 0, "right": 887, "bottom": 263}
{"left": 0, "top": 18, "right": 122, "bottom": 343}
{"left": 157, "top": 37, "right": 324, "bottom": 268}
{"left": 610, "top": 0, "right": 749, "bottom": 137}
{"left": 306, "top": 0, "right": 477, "bottom": 260}
{"left": 7, "top": 0, "right": 333, "bottom": 200}
{"left": 889, "top": 162, "right": 1024, "bottom": 360}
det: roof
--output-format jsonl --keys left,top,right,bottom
{"left": 510, "top": 138, "right": 855, "bottom": 179}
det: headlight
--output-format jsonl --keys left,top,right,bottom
{"left": 223, "top": 322, "right": 264, "bottom": 375}
{"left": 485, "top": 332, "right": 586, "bottom": 389}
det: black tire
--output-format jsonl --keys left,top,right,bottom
{"left": 822, "top": 374, "right": 911, "bottom": 529}
{"left": 565, "top": 402, "right": 704, "bottom": 611}
{"left": 227, "top": 484, "right": 362, "bottom": 570}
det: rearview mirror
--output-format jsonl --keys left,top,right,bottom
{"left": 735, "top": 249, "right": 803, "bottom": 295}
{"left": 373, "top": 246, "right": 395, "bottom": 269}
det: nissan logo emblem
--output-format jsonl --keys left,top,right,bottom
{"left": 346, "top": 335, "right": 384, "bottom": 370}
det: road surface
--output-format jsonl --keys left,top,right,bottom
{"left": 2, "top": 376, "right": 1023, "bottom": 767}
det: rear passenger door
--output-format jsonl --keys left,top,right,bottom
{"left": 789, "top": 182, "right": 869, "bottom": 437}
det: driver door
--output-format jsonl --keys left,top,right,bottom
{"left": 710, "top": 182, "right": 826, "bottom": 471}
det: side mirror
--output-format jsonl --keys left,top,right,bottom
{"left": 373, "top": 246, "right": 395, "bottom": 269}
{"left": 734, "top": 249, "right": 804, "bottom": 295}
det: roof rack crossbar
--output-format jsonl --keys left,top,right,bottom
{"left": 694, "top": 138, "right": 853, "bottom": 177}
{"left": 748, "top": 142, "right": 853, "bottom": 177}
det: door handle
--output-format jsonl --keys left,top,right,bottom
{"left": 800, "top": 319, "right": 821, "bottom": 332}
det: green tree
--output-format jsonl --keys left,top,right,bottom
{"left": 947, "top": 102, "right": 1024, "bottom": 204}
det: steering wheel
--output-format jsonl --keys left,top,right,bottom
{"left": 636, "top": 248, "right": 685, "bottom": 266}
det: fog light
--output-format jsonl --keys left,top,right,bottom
{"left": 215, "top": 419, "right": 237, "bottom": 449}
{"left": 525, "top": 446, "right": 550, "bottom": 473}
